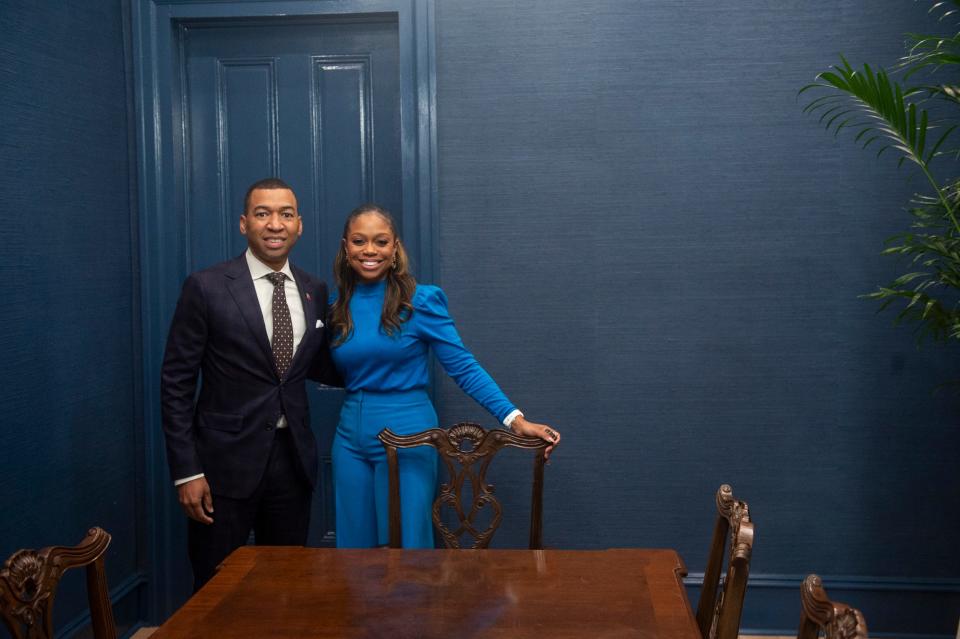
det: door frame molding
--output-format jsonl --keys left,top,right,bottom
{"left": 131, "top": 0, "right": 437, "bottom": 620}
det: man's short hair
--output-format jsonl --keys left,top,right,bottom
{"left": 243, "top": 177, "right": 295, "bottom": 213}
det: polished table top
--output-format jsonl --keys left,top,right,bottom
{"left": 152, "top": 547, "right": 700, "bottom": 638}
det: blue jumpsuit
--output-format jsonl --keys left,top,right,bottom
{"left": 330, "top": 280, "right": 516, "bottom": 548}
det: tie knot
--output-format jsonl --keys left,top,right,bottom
{"left": 266, "top": 272, "right": 286, "bottom": 287}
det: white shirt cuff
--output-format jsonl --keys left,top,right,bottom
{"left": 174, "top": 473, "right": 205, "bottom": 487}
{"left": 502, "top": 409, "right": 523, "bottom": 429}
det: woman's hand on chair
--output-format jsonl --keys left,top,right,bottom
{"left": 510, "top": 415, "right": 561, "bottom": 459}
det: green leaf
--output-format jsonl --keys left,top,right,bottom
{"left": 926, "top": 124, "right": 957, "bottom": 162}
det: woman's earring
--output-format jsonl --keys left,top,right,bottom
{"left": 392, "top": 254, "right": 398, "bottom": 269}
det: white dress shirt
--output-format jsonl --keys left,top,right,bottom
{"left": 245, "top": 249, "right": 307, "bottom": 364}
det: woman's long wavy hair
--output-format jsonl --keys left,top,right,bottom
{"left": 330, "top": 204, "right": 416, "bottom": 346}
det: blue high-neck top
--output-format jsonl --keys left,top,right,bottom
{"left": 330, "top": 280, "right": 516, "bottom": 422}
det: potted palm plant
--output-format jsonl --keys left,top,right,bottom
{"left": 801, "top": 1, "right": 960, "bottom": 343}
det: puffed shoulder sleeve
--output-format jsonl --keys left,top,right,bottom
{"left": 413, "top": 285, "right": 516, "bottom": 422}
{"left": 412, "top": 285, "right": 448, "bottom": 316}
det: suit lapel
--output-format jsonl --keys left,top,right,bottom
{"left": 225, "top": 255, "right": 276, "bottom": 376}
{"left": 293, "top": 266, "right": 317, "bottom": 335}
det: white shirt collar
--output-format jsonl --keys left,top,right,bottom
{"left": 245, "top": 249, "right": 294, "bottom": 282}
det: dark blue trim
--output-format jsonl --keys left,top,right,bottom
{"left": 684, "top": 572, "right": 960, "bottom": 593}
{"left": 121, "top": 1, "right": 149, "bottom": 625}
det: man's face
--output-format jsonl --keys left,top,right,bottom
{"left": 240, "top": 188, "right": 303, "bottom": 269}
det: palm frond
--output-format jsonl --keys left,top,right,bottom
{"left": 800, "top": 57, "right": 943, "bottom": 171}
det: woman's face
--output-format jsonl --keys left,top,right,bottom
{"left": 344, "top": 212, "right": 398, "bottom": 282}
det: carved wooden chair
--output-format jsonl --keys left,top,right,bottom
{"left": 0, "top": 527, "right": 116, "bottom": 639}
{"left": 798, "top": 574, "right": 869, "bottom": 639}
{"left": 378, "top": 422, "right": 548, "bottom": 549}
{"left": 695, "top": 484, "right": 755, "bottom": 639}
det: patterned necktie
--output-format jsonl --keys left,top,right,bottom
{"left": 266, "top": 272, "right": 294, "bottom": 378}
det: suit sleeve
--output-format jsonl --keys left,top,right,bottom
{"left": 414, "top": 285, "right": 516, "bottom": 422}
{"left": 308, "top": 282, "right": 344, "bottom": 387}
{"left": 160, "top": 274, "right": 208, "bottom": 481}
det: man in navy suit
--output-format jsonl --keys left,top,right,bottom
{"left": 161, "top": 177, "right": 339, "bottom": 590}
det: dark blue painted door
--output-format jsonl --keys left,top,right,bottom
{"left": 182, "top": 17, "right": 401, "bottom": 545}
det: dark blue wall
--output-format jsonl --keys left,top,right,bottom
{"left": 0, "top": 1, "right": 144, "bottom": 636}
{"left": 433, "top": 1, "right": 959, "bottom": 637}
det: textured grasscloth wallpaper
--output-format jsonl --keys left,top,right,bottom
{"left": 433, "top": 1, "right": 960, "bottom": 634}
{"left": 0, "top": 0, "right": 141, "bottom": 633}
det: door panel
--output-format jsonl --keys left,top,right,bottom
{"left": 314, "top": 57, "right": 373, "bottom": 237}
{"left": 183, "top": 18, "right": 401, "bottom": 545}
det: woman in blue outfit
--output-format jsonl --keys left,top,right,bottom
{"left": 328, "top": 204, "right": 561, "bottom": 548}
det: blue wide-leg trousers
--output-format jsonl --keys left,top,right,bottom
{"left": 332, "top": 389, "right": 437, "bottom": 548}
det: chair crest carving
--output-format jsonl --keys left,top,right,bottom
{"left": 717, "top": 485, "right": 754, "bottom": 564}
{"left": 798, "top": 574, "right": 868, "bottom": 639}
{"left": 3, "top": 550, "right": 51, "bottom": 629}
{"left": 379, "top": 423, "right": 548, "bottom": 549}
{"left": 0, "top": 528, "right": 115, "bottom": 639}
{"left": 446, "top": 422, "right": 486, "bottom": 448}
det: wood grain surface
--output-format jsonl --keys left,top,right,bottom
{"left": 151, "top": 546, "right": 699, "bottom": 638}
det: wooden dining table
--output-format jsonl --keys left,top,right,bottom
{"left": 150, "top": 546, "right": 701, "bottom": 638}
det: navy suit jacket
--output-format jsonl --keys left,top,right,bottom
{"left": 160, "top": 254, "right": 339, "bottom": 499}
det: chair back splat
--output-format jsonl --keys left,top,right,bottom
{"left": 379, "top": 422, "right": 548, "bottom": 549}
{"left": 696, "top": 484, "right": 754, "bottom": 639}
{"left": 0, "top": 527, "right": 115, "bottom": 639}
